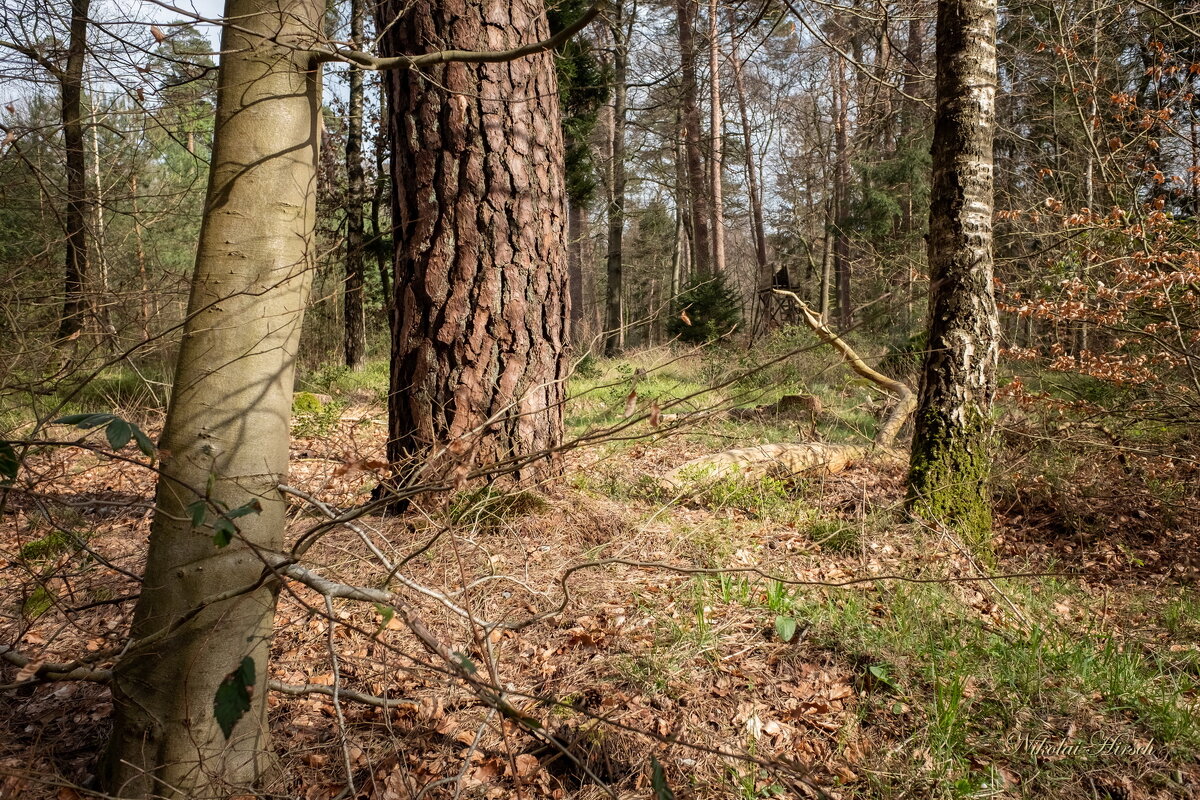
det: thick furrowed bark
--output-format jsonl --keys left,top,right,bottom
{"left": 104, "top": 0, "right": 321, "bottom": 796}
{"left": 379, "top": 0, "right": 569, "bottom": 488}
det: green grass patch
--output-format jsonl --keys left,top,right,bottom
{"left": 699, "top": 552, "right": 1200, "bottom": 796}
{"left": 299, "top": 358, "right": 390, "bottom": 402}
{"left": 291, "top": 391, "right": 346, "bottom": 437}
{"left": 808, "top": 518, "right": 860, "bottom": 554}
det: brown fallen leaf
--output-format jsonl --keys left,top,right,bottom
{"left": 15, "top": 660, "right": 43, "bottom": 683}
{"left": 623, "top": 390, "right": 637, "bottom": 418}
{"left": 511, "top": 753, "right": 540, "bottom": 778}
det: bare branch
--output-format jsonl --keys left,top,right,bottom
{"left": 773, "top": 288, "right": 916, "bottom": 448}
{"left": 267, "top": 679, "right": 418, "bottom": 709}
{"left": 312, "top": 1, "right": 604, "bottom": 70}
{"left": 0, "top": 645, "right": 112, "bottom": 686}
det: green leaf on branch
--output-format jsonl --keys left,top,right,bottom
{"left": 213, "top": 656, "right": 256, "bottom": 739}
{"left": 225, "top": 499, "right": 263, "bottom": 520}
{"left": 212, "top": 518, "right": 236, "bottom": 547}
{"left": 105, "top": 418, "right": 132, "bottom": 450}
{"left": 131, "top": 426, "right": 156, "bottom": 457}
{"left": 187, "top": 500, "right": 208, "bottom": 528}
{"left": 211, "top": 499, "right": 263, "bottom": 547}
{"left": 53, "top": 412, "right": 155, "bottom": 458}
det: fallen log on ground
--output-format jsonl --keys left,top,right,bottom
{"left": 662, "top": 290, "right": 915, "bottom": 490}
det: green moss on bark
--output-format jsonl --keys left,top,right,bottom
{"left": 906, "top": 408, "right": 994, "bottom": 550}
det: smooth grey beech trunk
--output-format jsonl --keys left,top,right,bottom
{"left": 104, "top": 0, "right": 322, "bottom": 795}
{"left": 907, "top": 0, "right": 1000, "bottom": 545}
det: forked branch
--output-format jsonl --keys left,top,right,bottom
{"left": 771, "top": 288, "right": 915, "bottom": 449}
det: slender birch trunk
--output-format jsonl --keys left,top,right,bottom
{"left": 906, "top": 0, "right": 1000, "bottom": 546}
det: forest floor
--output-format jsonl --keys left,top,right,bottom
{"left": 2, "top": 337, "right": 1200, "bottom": 800}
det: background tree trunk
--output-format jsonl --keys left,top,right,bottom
{"left": 104, "top": 0, "right": 321, "bottom": 794}
{"left": 833, "top": 51, "right": 852, "bottom": 329}
{"left": 906, "top": 0, "right": 1000, "bottom": 545}
{"left": 603, "top": 5, "right": 628, "bottom": 357}
{"left": 371, "top": 88, "right": 393, "bottom": 316}
{"left": 729, "top": 28, "right": 770, "bottom": 331}
{"left": 57, "top": 0, "right": 90, "bottom": 341}
{"left": 344, "top": 0, "right": 367, "bottom": 369}
{"left": 707, "top": 0, "right": 726, "bottom": 275}
{"left": 675, "top": 0, "right": 712, "bottom": 276}
{"left": 568, "top": 201, "right": 588, "bottom": 345}
{"left": 379, "top": 0, "right": 569, "bottom": 486}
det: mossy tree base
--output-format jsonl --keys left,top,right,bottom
{"left": 906, "top": 410, "right": 994, "bottom": 549}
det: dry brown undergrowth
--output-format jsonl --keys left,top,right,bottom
{"left": 2, "top": 406, "right": 1199, "bottom": 800}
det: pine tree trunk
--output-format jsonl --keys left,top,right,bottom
{"left": 728, "top": 29, "right": 769, "bottom": 331}
{"left": 833, "top": 53, "right": 852, "bottom": 329}
{"left": 344, "top": 0, "right": 368, "bottom": 369}
{"left": 675, "top": 0, "right": 712, "bottom": 276}
{"left": 906, "top": 0, "right": 999, "bottom": 545}
{"left": 568, "top": 200, "right": 588, "bottom": 346}
{"left": 104, "top": 0, "right": 321, "bottom": 794}
{"left": 604, "top": 7, "right": 627, "bottom": 357}
{"left": 379, "top": 0, "right": 568, "bottom": 486}
{"left": 370, "top": 93, "right": 393, "bottom": 316}
{"left": 57, "top": 0, "right": 90, "bottom": 341}
{"left": 131, "top": 174, "right": 150, "bottom": 339}
{"left": 707, "top": 0, "right": 726, "bottom": 275}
